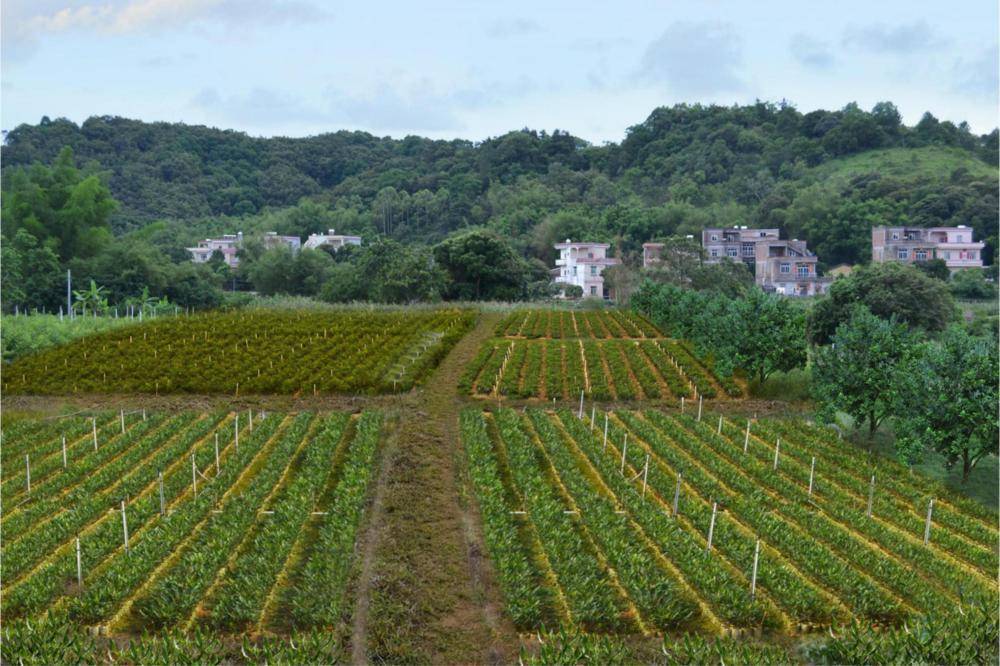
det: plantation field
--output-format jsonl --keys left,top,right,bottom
{"left": 463, "top": 326, "right": 743, "bottom": 400}
{"left": 2, "top": 409, "right": 382, "bottom": 648}
{"left": 4, "top": 309, "right": 474, "bottom": 396}
{"left": 461, "top": 408, "right": 998, "bottom": 640}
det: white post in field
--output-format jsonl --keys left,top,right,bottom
{"left": 76, "top": 538, "right": 83, "bottom": 587}
{"left": 680, "top": 396, "right": 685, "bottom": 412}
{"left": 158, "top": 471, "right": 165, "bottom": 515}
{"left": 248, "top": 409, "right": 253, "bottom": 431}
{"left": 235, "top": 414, "right": 239, "bottom": 451}
{"left": 642, "top": 454, "right": 650, "bottom": 499}
{"left": 866, "top": 474, "right": 875, "bottom": 518}
{"left": 772, "top": 438, "right": 780, "bottom": 470}
{"left": 750, "top": 539, "right": 760, "bottom": 599}
{"left": 590, "top": 406, "right": 595, "bottom": 430}
{"left": 92, "top": 418, "right": 98, "bottom": 451}
{"left": 697, "top": 395, "right": 703, "bottom": 421}
{"left": 808, "top": 457, "right": 816, "bottom": 496}
{"left": 578, "top": 390, "right": 584, "bottom": 419}
{"left": 121, "top": 500, "right": 130, "bottom": 554}
{"left": 717, "top": 415, "right": 723, "bottom": 435}
{"left": 744, "top": 421, "right": 750, "bottom": 453}
{"left": 25, "top": 455, "right": 31, "bottom": 494}
{"left": 923, "top": 498, "right": 934, "bottom": 545}
{"left": 620, "top": 433, "right": 628, "bottom": 474}
{"left": 191, "top": 455, "right": 198, "bottom": 497}
{"left": 120, "top": 409, "right": 125, "bottom": 434}
{"left": 672, "top": 473, "right": 682, "bottom": 516}
{"left": 706, "top": 502, "right": 718, "bottom": 553}
{"left": 215, "top": 433, "right": 221, "bottom": 474}
{"left": 62, "top": 435, "right": 68, "bottom": 468}
{"left": 602, "top": 413, "right": 609, "bottom": 451}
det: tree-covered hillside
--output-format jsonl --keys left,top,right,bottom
{"left": 3, "top": 103, "right": 996, "bottom": 262}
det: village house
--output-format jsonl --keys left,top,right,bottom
{"left": 303, "top": 229, "right": 363, "bottom": 251}
{"left": 871, "top": 225, "right": 984, "bottom": 272}
{"left": 754, "top": 239, "right": 832, "bottom": 296}
{"left": 552, "top": 240, "right": 619, "bottom": 298}
{"left": 261, "top": 231, "right": 302, "bottom": 254}
{"left": 186, "top": 232, "right": 242, "bottom": 268}
{"left": 702, "top": 226, "right": 780, "bottom": 269}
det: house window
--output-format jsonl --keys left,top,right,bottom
{"left": 891, "top": 232, "right": 899, "bottom": 240}
{"left": 711, "top": 234, "right": 718, "bottom": 241}
{"left": 590, "top": 286, "right": 597, "bottom": 295}
{"left": 779, "top": 263, "right": 791, "bottom": 274}
{"left": 572, "top": 266, "right": 578, "bottom": 276}
{"left": 590, "top": 265, "right": 597, "bottom": 276}
{"left": 588, "top": 252, "right": 594, "bottom": 259}
{"left": 797, "top": 265, "right": 810, "bottom": 277}
{"left": 727, "top": 247, "right": 739, "bottom": 257}
{"left": 915, "top": 250, "right": 928, "bottom": 262}
{"left": 940, "top": 251, "right": 950, "bottom": 260}
{"left": 710, "top": 249, "right": 719, "bottom": 257}
{"left": 897, "top": 248, "right": 909, "bottom": 260}
{"left": 969, "top": 251, "right": 978, "bottom": 260}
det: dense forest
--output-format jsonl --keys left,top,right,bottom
{"left": 2, "top": 101, "right": 997, "bottom": 309}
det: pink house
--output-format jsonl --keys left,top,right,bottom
{"left": 187, "top": 233, "right": 242, "bottom": 268}
{"left": 872, "top": 226, "right": 984, "bottom": 272}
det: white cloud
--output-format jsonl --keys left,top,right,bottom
{"left": 485, "top": 17, "right": 541, "bottom": 39}
{"left": 951, "top": 44, "right": 999, "bottom": 100}
{"left": 842, "top": 20, "right": 947, "bottom": 54}
{"left": 790, "top": 33, "right": 835, "bottom": 69}
{"left": 638, "top": 21, "right": 743, "bottom": 95}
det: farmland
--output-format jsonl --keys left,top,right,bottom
{"left": 463, "top": 309, "right": 743, "bottom": 400}
{"left": 5, "top": 309, "right": 474, "bottom": 396}
{"left": 2, "top": 408, "right": 382, "bottom": 660}
{"left": 461, "top": 407, "right": 998, "bottom": 640}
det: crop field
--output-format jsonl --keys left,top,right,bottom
{"left": 5, "top": 309, "right": 474, "bottom": 395}
{"left": 461, "top": 407, "right": 998, "bottom": 639}
{"left": 463, "top": 310, "right": 742, "bottom": 400}
{"left": 2, "top": 409, "right": 382, "bottom": 644}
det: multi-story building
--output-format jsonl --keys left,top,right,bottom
{"left": 754, "top": 239, "right": 832, "bottom": 296}
{"left": 261, "top": 231, "right": 302, "bottom": 254}
{"left": 702, "top": 227, "right": 780, "bottom": 268}
{"left": 303, "top": 229, "right": 363, "bottom": 251}
{"left": 187, "top": 233, "right": 242, "bottom": 268}
{"left": 872, "top": 226, "right": 984, "bottom": 272}
{"left": 552, "top": 240, "right": 619, "bottom": 298}
{"left": 642, "top": 242, "right": 664, "bottom": 268}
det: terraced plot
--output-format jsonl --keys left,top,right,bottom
{"left": 2, "top": 409, "right": 383, "bottom": 637}
{"left": 464, "top": 310, "right": 742, "bottom": 399}
{"left": 461, "top": 408, "right": 998, "bottom": 638}
{"left": 5, "top": 309, "right": 474, "bottom": 395}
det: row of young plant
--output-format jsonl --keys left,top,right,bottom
{"left": 7, "top": 309, "right": 474, "bottom": 395}
{"left": 565, "top": 411, "right": 840, "bottom": 628}
{"left": 129, "top": 413, "right": 316, "bottom": 628}
{"left": 200, "top": 414, "right": 352, "bottom": 632}
{"left": 4, "top": 414, "right": 237, "bottom": 620}
{"left": 495, "top": 309, "right": 661, "bottom": 340}
{"left": 62, "top": 414, "right": 281, "bottom": 626}
{"left": 732, "top": 418, "right": 998, "bottom": 589}
{"left": 535, "top": 411, "right": 779, "bottom": 632}
{"left": 769, "top": 419, "right": 998, "bottom": 552}
{"left": 676, "top": 340, "right": 744, "bottom": 397}
{"left": 3, "top": 414, "right": 180, "bottom": 574}
{"left": 653, "top": 412, "right": 994, "bottom": 617}
{"left": 2, "top": 413, "right": 118, "bottom": 506}
{"left": 613, "top": 411, "right": 905, "bottom": 623}
{"left": 468, "top": 339, "right": 735, "bottom": 401}
{"left": 283, "top": 411, "right": 383, "bottom": 629}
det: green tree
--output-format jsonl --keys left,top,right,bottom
{"left": 433, "top": 229, "right": 526, "bottom": 300}
{"left": 949, "top": 268, "right": 996, "bottom": 299}
{"left": 892, "top": 326, "right": 999, "bottom": 480}
{"left": 725, "top": 288, "right": 807, "bottom": 383}
{"left": 812, "top": 306, "right": 916, "bottom": 437}
{"left": 808, "top": 262, "right": 956, "bottom": 345}
{"left": 915, "top": 258, "right": 950, "bottom": 281}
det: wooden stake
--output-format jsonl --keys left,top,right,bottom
{"left": 772, "top": 438, "right": 780, "bottom": 470}
{"left": 672, "top": 473, "right": 682, "bottom": 516}
{"left": 680, "top": 395, "right": 685, "bottom": 412}
{"left": 142, "top": 408, "right": 147, "bottom": 421}
{"left": 590, "top": 406, "right": 595, "bottom": 430}
{"left": 620, "top": 433, "right": 628, "bottom": 474}
{"left": 235, "top": 414, "right": 240, "bottom": 451}
{"left": 158, "top": 471, "right": 165, "bottom": 516}
{"left": 121, "top": 500, "right": 130, "bottom": 554}
{"left": 92, "top": 418, "right": 98, "bottom": 451}
{"left": 866, "top": 474, "right": 875, "bottom": 518}
{"left": 76, "top": 537, "right": 83, "bottom": 587}
{"left": 191, "top": 455, "right": 198, "bottom": 497}
{"left": 717, "top": 415, "right": 723, "bottom": 434}
{"left": 214, "top": 433, "right": 220, "bottom": 474}
{"left": 706, "top": 502, "right": 718, "bottom": 553}
{"left": 602, "top": 413, "right": 609, "bottom": 451}
{"left": 120, "top": 409, "right": 125, "bottom": 434}
{"left": 744, "top": 421, "right": 751, "bottom": 453}
{"left": 923, "top": 498, "right": 934, "bottom": 545}
{"left": 750, "top": 539, "right": 760, "bottom": 599}
{"left": 808, "top": 457, "right": 816, "bottom": 496}
{"left": 642, "top": 454, "right": 650, "bottom": 499}
{"left": 248, "top": 410, "right": 253, "bottom": 431}
{"left": 25, "top": 454, "right": 31, "bottom": 493}
{"left": 697, "top": 395, "right": 703, "bottom": 421}
{"left": 578, "top": 390, "right": 584, "bottom": 419}
{"left": 62, "top": 436, "right": 68, "bottom": 468}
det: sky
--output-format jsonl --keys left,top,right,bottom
{"left": 2, "top": 0, "right": 998, "bottom": 144}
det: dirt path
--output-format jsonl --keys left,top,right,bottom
{"left": 351, "top": 312, "right": 517, "bottom": 665}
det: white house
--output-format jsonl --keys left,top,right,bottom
{"left": 261, "top": 231, "right": 302, "bottom": 254}
{"left": 187, "top": 232, "right": 242, "bottom": 268}
{"left": 552, "top": 239, "right": 619, "bottom": 298}
{"left": 303, "top": 229, "right": 363, "bottom": 251}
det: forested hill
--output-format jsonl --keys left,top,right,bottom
{"left": 3, "top": 102, "right": 998, "bottom": 266}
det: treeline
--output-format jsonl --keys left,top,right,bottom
{"left": 2, "top": 102, "right": 997, "bottom": 269}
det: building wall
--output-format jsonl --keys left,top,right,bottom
{"left": 553, "top": 242, "right": 617, "bottom": 298}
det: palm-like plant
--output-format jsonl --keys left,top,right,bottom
{"left": 72, "top": 280, "right": 108, "bottom": 315}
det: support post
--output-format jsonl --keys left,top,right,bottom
{"left": 772, "top": 438, "right": 780, "bottom": 470}
{"left": 706, "top": 502, "right": 718, "bottom": 553}
{"left": 191, "top": 455, "right": 198, "bottom": 497}
{"left": 620, "top": 433, "right": 628, "bottom": 474}
{"left": 750, "top": 539, "right": 760, "bottom": 599}
{"left": 697, "top": 395, "right": 703, "bottom": 421}
{"left": 120, "top": 409, "right": 125, "bottom": 434}
{"left": 578, "top": 390, "right": 584, "bottom": 419}
{"left": 62, "top": 435, "right": 68, "bottom": 468}
{"left": 866, "top": 474, "right": 875, "bottom": 518}
{"left": 67, "top": 269, "right": 72, "bottom": 320}
{"left": 248, "top": 409, "right": 253, "bottom": 431}
{"left": 672, "top": 473, "right": 682, "bottom": 516}
{"left": 92, "top": 417, "right": 98, "bottom": 451}
{"left": 602, "top": 413, "right": 609, "bottom": 451}
{"left": 744, "top": 421, "right": 750, "bottom": 453}
{"left": 121, "top": 500, "right": 130, "bottom": 554}
{"left": 158, "top": 472, "right": 165, "bottom": 516}
{"left": 808, "top": 457, "right": 816, "bottom": 496}
{"left": 680, "top": 396, "right": 685, "bottom": 412}
{"left": 717, "top": 415, "right": 723, "bottom": 435}
{"left": 215, "top": 432, "right": 221, "bottom": 474}
{"left": 25, "top": 454, "right": 31, "bottom": 494}
{"left": 76, "top": 537, "right": 83, "bottom": 587}
{"left": 590, "top": 406, "right": 595, "bottom": 431}
{"left": 642, "top": 454, "right": 650, "bottom": 499}
{"left": 923, "top": 498, "right": 934, "bottom": 545}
